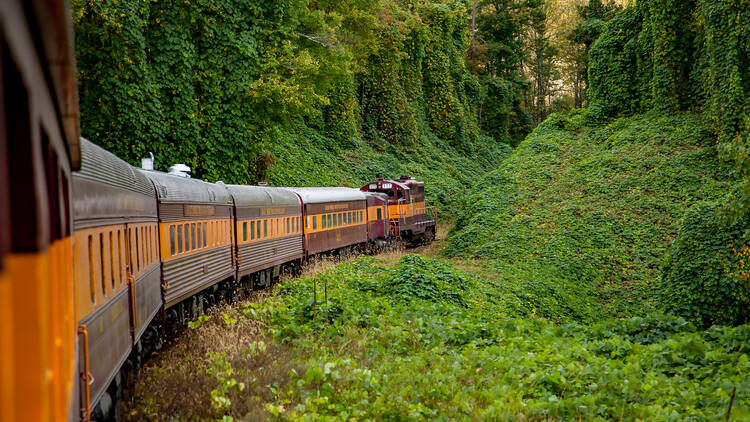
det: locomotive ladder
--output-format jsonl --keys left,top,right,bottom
{"left": 390, "top": 217, "right": 401, "bottom": 240}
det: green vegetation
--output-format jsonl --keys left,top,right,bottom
{"left": 129, "top": 255, "right": 750, "bottom": 420}
{"left": 81, "top": 0, "right": 750, "bottom": 419}
{"left": 586, "top": 0, "right": 749, "bottom": 223}
{"left": 72, "top": 0, "right": 518, "bottom": 211}
{"left": 447, "top": 111, "right": 731, "bottom": 319}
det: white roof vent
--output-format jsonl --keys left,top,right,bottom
{"left": 141, "top": 152, "right": 154, "bottom": 170}
{"left": 168, "top": 164, "right": 191, "bottom": 178}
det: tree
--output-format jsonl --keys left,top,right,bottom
{"left": 467, "top": 0, "right": 542, "bottom": 143}
{"left": 568, "top": 0, "right": 620, "bottom": 107}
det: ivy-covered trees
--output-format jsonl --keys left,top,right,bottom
{"left": 73, "top": 0, "right": 521, "bottom": 182}
{"left": 585, "top": 0, "right": 750, "bottom": 326}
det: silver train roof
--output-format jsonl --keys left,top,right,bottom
{"left": 224, "top": 184, "right": 300, "bottom": 207}
{"left": 138, "top": 169, "right": 232, "bottom": 204}
{"left": 74, "top": 138, "right": 155, "bottom": 197}
{"left": 284, "top": 187, "right": 367, "bottom": 204}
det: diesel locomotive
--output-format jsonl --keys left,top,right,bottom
{"left": 0, "top": 1, "right": 437, "bottom": 420}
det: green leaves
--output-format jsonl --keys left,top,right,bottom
{"left": 657, "top": 201, "right": 750, "bottom": 328}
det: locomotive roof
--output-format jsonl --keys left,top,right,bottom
{"left": 284, "top": 187, "right": 367, "bottom": 204}
{"left": 224, "top": 184, "right": 301, "bottom": 207}
{"left": 138, "top": 170, "right": 232, "bottom": 204}
{"left": 74, "top": 138, "right": 155, "bottom": 197}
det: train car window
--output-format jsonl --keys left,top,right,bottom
{"left": 152, "top": 226, "right": 155, "bottom": 259}
{"left": 141, "top": 227, "right": 146, "bottom": 266}
{"left": 339, "top": 213, "right": 343, "bottom": 226}
{"left": 135, "top": 228, "right": 140, "bottom": 272}
{"left": 191, "top": 224, "right": 196, "bottom": 250}
{"left": 313, "top": 216, "right": 317, "bottom": 230}
{"left": 184, "top": 224, "right": 189, "bottom": 251}
{"left": 360, "top": 211, "right": 364, "bottom": 222}
{"left": 256, "top": 220, "right": 260, "bottom": 239}
{"left": 263, "top": 220, "right": 267, "bottom": 238}
{"left": 243, "top": 222, "right": 247, "bottom": 241}
{"left": 322, "top": 215, "right": 327, "bottom": 229}
{"left": 143, "top": 227, "right": 148, "bottom": 264}
{"left": 377, "top": 208, "right": 382, "bottom": 220}
{"left": 88, "top": 235, "right": 95, "bottom": 304}
{"left": 328, "top": 214, "right": 333, "bottom": 228}
{"left": 249, "top": 221, "right": 254, "bottom": 240}
{"left": 100, "top": 233, "right": 107, "bottom": 297}
{"left": 110, "top": 232, "right": 115, "bottom": 290}
{"left": 197, "top": 223, "right": 202, "bottom": 248}
{"left": 203, "top": 223, "right": 207, "bottom": 247}
{"left": 170, "top": 226, "right": 176, "bottom": 255}
{"left": 178, "top": 225, "right": 183, "bottom": 253}
{"left": 286, "top": 217, "right": 290, "bottom": 234}
{"left": 118, "top": 230, "right": 124, "bottom": 285}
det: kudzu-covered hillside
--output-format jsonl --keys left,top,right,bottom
{"left": 72, "top": 0, "right": 518, "bottom": 212}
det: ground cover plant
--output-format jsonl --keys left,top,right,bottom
{"left": 447, "top": 110, "right": 733, "bottom": 319}
{"left": 127, "top": 255, "right": 750, "bottom": 421}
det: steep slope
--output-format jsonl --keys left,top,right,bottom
{"left": 446, "top": 111, "right": 730, "bottom": 320}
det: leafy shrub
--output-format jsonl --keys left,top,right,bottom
{"left": 657, "top": 201, "right": 750, "bottom": 328}
{"left": 380, "top": 254, "right": 468, "bottom": 307}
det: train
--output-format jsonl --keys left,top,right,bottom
{"left": 0, "top": 1, "right": 437, "bottom": 421}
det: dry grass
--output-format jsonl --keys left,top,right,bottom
{"left": 124, "top": 290, "right": 303, "bottom": 421}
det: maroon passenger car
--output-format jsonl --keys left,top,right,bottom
{"left": 286, "top": 187, "right": 368, "bottom": 256}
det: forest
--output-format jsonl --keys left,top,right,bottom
{"left": 72, "top": 0, "right": 750, "bottom": 420}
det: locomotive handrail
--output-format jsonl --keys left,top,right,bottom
{"left": 78, "top": 324, "right": 93, "bottom": 422}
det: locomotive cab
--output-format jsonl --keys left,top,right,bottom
{"left": 361, "top": 177, "right": 435, "bottom": 243}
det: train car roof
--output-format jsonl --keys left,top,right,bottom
{"left": 224, "top": 184, "right": 301, "bottom": 207}
{"left": 138, "top": 170, "right": 232, "bottom": 204}
{"left": 284, "top": 187, "right": 367, "bottom": 204}
{"left": 74, "top": 138, "right": 155, "bottom": 197}
{"left": 363, "top": 191, "right": 389, "bottom": 201}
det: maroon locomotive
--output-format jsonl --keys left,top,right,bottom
{"left": 360, "top": 176, "right": 437, "bottom": 244}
